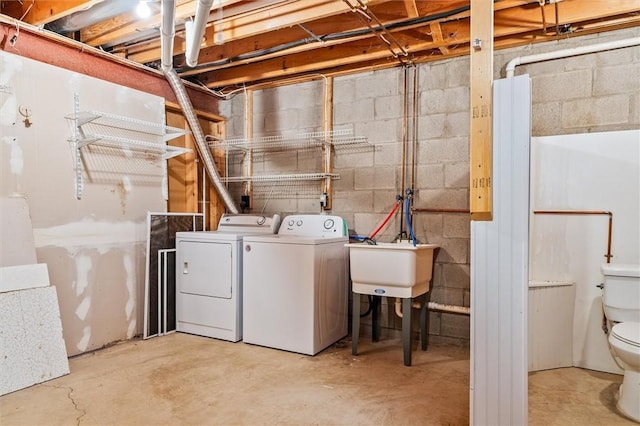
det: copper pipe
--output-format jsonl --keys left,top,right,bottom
{"left": 533, "top": 210, "right": 613, "bottom": 263}
{"left": 412, "top": 208, "right": 471, "bottom": 214}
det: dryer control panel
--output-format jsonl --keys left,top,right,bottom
{"left": 278, "top": 215, "right": 347, "bottom": 237}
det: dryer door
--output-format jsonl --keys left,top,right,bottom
{"left": 178, "top": 240, "right": 232, "bottom": 299}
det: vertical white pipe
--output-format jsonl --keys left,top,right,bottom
{"left": 160, "top": 0, "right": 175, "bottom": 71}
{"left": 185, "top": 0, "right": 215, "bottom": 67}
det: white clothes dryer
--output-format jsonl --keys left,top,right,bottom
{"left": 175, "top": 214, "right": 280, "bottom": 342}
{"left": 242, "top": 214, "right": 349, "bottom": 355}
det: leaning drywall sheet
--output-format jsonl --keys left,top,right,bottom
{"left": 0, "top": 285, "right": 70, "bottom": 396}
{"left": 0, "top": 263, "right": 49, "bottom": 292}
{"left": 0, "top": 197, "right": 37, "bottom": 266}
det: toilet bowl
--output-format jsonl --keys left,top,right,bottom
{"left": 601, "top": 264, "right": 640, "bottom": 423}
{"left": 608, "top": 322, "right": 640, "bottom": 422}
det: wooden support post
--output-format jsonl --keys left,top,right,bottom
{"left": 469, "top": 0, "right": 494, "bottom": 221}
{"left": 322, "top": 77, "right": 334, "bottom": 211}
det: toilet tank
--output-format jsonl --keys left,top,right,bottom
{"left": 601, "top": 263, "right": 640, "bottom": 323}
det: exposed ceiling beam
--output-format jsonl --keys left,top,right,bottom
{"left": 21, "top": 0, "right": 103, "bottom": 26}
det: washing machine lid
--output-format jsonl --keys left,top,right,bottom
{"left": 175, "top": 231, "right": 243, "bottom": 241}
{"left": 611, "top": 322, "right": 640, "bottom": 347}
{"left": 243, "top": 234, "right": 348, "bottom": 245}
{"left": 216, "top": 213, "right": 281, "bottom": 234}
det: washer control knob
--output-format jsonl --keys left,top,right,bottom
{"left": 324, "top": 219, "right": 335, "bottom": 229}
{"left": 257, "top": 216, "right": 266, "bottom": 225}
{"left": 296, "top": 220, "right": 303, "bottom": 226}
{"left": 288, "top": 219, "right": 295, "bottom": 226}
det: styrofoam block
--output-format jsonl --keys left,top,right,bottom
{"left": 0, "top": 263, "right": 50, "bottom": 293}
{"left": 0, "top": 286, "right": 69, "bottom": 396}
{"left": 0, "top": 197, "right": 37, "bottom": 267}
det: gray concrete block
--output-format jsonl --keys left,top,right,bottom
{"left": 430, "top": 287, "right": 464, "bottom": 306}
{"left": 444, "top": 86, "right": 469, "bottom": 113}
{"left": 412, "top": 213, "right": 443, "bottom": 242}
{"left": 219, "top": 99, "right": 232, "bottom": 119}
{"left": 561, "top": 94, "right": 630, "bottom": 128}
{"left": 443, "top": 112, "right": 469, "bottom": 137}
{"left": 332, "top": 168, "right": 354, "bottom": 191}
{"left": 373, "top": 142, "right": 399, "bottom": 166}
{"left": 417, "top": 114, "right": 446, "bottom": 139}
{"left": 420, "top": 89, "right": 446, "bottom": 115}
{"left": 356, "top": 119, "right": 400, "bottom": 144}
{"left": 531, "top": 69, "right": 592, "bottom": 103}
{"left": 419, "top": 62, "right": 446, "bottom": 90}
{"left": 419, "top": 137, "right": 468, "bottom": 164}
{"left": 334, "top": 150, "right": 374, "bottom": 168}
{"left": 416, "top": 188, "right": 468, "bottom": 210}
{"left": 434, "top": 238, "right": 468, "bottom": 264}
{"left": 355, "top": 69, "right": 400, "bottom": 98}
{"left": 443, "top": 215, "right": 470, "bottom": 239}
{"left": 354, "top": 212, "right": 398, "bottom": 241}
{"left": 532, "top": 101, "right": 561, "bottom": 137}
{"left": 440, "top": 312, "right": 470, "bottom": 340}
{"left": 297, "top": 198, "right": 323, "bottom": 213}
{"left": 374, "top": 95, "right": 403, "bottom": 120}
{"left": 333, "top": 190, "right": 374, "bottom": 213}
{"left": 373, "top": 190, "right": 401, "bottom": 213}
{"left": 445, "top": 57, "right": 470, "bottom": 88}
{"left": 595, "top": 44, "right": 637, "bottom": 67}
{"left": 444, "top": 162, "right": 469, "bottom": 189}
{"left": 334, "top": 98, "right": 374, "bottom": 125}
{"left": 442, "top": 263, "right": 471, "bottom": 290}
{"left": 416, "top": 164, "right": 445, "bottom": 189}
{"left": 354, "top": 166, "right": 397, "bottom": 190}
{"left": 333, "top": 76, "right": 356, "bottom": 104}
{"left": 593, "top": 64, "right": 640, "bottom": 96}
{"left": 428, "top": 311, "right": 442, "bottom": 335}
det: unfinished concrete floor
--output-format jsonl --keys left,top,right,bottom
{"left": 0, "top": 332, "right": 634, "bottom": 425}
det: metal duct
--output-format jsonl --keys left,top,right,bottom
{"left": 185, "top": 0, "right": 215, "bottom": 67}
{"left": 164, "top": 68, "right": 239, "bottom": 213}
{"left": 161, "top": 0, "right": 238, "bottom": 213}
{"left": 45, "top": 0, "right": 134, "bottom": 33}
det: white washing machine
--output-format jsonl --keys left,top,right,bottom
{"left": 175, "top": 214, "right": 280, "bottom": 342}
{"left": 242, "top": 214, "right": 349, "bottom": 355}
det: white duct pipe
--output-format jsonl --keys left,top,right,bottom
{"left": 161, "top": 0, "right": 238, "bottom": 213}
{"left": 505, "top": 37, "right": 640, "bottom": 78}
{"left": 394, "top": 298, "right": 471, "bottom": 317}
{"left": 160, "top": 0, "right": 176, "bottom": 71}
{"left": 185, "top": 0, "right": 215, "bottom": 67}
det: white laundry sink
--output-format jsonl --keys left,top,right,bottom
{"left": 346, "top": 242, "right": 439, "bottom": 298}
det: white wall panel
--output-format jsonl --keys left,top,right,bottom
{"left": 471, "top": 75, "right": 530, "bottom": 425}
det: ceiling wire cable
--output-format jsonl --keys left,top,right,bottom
{"left": 342, "top": 0, "right": 408, "bottom": 64}
{"left": 175, "top": 3, "right": 474, "bottom": 76}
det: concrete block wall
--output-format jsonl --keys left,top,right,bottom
{"left": 220, "top": 26, "right": 639, "bottom": 345}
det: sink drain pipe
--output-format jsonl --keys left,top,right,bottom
{"left": 160, "top": 0, "right": 238, "bottom": 214}
{"left": 395, "top": 299, "right": 470, "bottom": 317}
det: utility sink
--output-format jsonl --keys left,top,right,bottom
{"left": 346, "top": 242, "right": 439, "bottom": 298}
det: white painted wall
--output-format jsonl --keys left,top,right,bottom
{"left": 0, "top": 51, "right": 166, "bottom": 356}
{"left": 530, "top": 129, "right": 640, "bottom": 373}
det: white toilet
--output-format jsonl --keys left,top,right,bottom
{"left": 601, "top": 263, "right": 640, "bottom": 423}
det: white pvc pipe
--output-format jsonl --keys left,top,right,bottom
{"left": 185, "top": 0, "right": 215, "bottom": 67}
{"left": 394, "top": 298, "right": 471, "bottom": 317}
{"left": 505, "top": 37, "right": 640, "bottom": 78}
{"left": 428, "top": 301, "right": 470, "bottom": 315}
{"left": 160, "top": 0, "right": 176, "bottom": 71}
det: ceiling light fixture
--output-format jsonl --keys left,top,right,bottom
{"left": 136, "top": 1, "right": 152, "bottom": 19}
